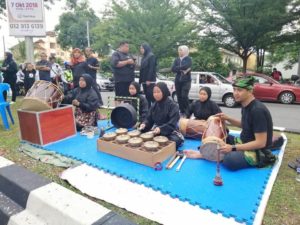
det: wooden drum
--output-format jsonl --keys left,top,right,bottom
{"left": 200, "top": 116, "right": 227, "bottom": 161}
{"left": 21, "top": 80, "right": 64, "bottom": 112}
{"left": 179, "top": 118, "right": 208, "bottom": 139}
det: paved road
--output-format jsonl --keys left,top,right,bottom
{"left": 100, "top": 91, "right": 300, "bottom": 132}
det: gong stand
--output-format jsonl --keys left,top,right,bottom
{"left": 213, "top": 145, "right": 223, "bottom": 186}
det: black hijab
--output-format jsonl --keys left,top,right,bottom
{"left": 3, "top": 52, "right": 13, "bottom": 65}
{"left": 141, "top": 43, "right": 154, "bottom": 68}
{"left": 155, "top": 82, "right": 170, "bottom": 102}
{"left": 80, "top": 74, "right": 93, "bottom": 90}
{"left": 129, "top": 81, "right": 141, "bottom": 97}
{"left": 199, "top": 86, "right": 212, "bottom": 102}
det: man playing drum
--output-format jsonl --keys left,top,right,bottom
{"left": 184, "top": 76, "right": 277, "bottom": 171}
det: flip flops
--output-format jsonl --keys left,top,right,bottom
{"left": 288, "top": 160, "right": 300, "bottom": 171}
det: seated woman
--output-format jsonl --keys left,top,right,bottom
{"left": 64, "top": 74, "right": 99, "bottom": 131}
{"left": 128, "top": 81, "right": 148, "bottom": 123}
{"left": 186, "top": 86, "right": 221, "bottom": 120}
{"left": 139, "top": 82, "right": 184, "bottom": 149}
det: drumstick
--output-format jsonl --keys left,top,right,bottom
{"left": 176, "top": 155, "right": 187, "bottom": 172}
{"left": 166, "top": 153, "right": 177, "bottom": 169}
{"left": 168, "top": 155, "right": 180, "bottom": 169}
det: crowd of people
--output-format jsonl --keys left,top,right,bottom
{"left": 0, "top": 41, "right": 283, "bottom": 171}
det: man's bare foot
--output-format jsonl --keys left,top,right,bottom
{"left": 183, "top": 150, "right": 203, "bottom": 159}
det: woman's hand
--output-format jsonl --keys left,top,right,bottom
{"left": 153, "top": 127, "right": 160, "bottom": 135}
{"left": 72, "top": 99, "right": 80, "bottom": 106}
{"left": 139, "top": 123, "right": 146, "bottom": 131}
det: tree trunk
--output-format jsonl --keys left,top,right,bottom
{"left": 256, "top": 48, "right": 265, "bottom": 72}
{"left": 242, "top": 49, "right": 249, "bottom": 73}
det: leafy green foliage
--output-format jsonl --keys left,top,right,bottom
{"left": 191, "top": 0, "right": 294, "bottom": 72}
{"left": 55, "top": 1, "right": 99, "bottom": 50}
{"left": 91, "top": 0, "right": 196, "bottom": 58}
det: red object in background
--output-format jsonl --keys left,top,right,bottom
{"left": 239, "top": 72, "right": 300, "bottom": 104}
{"left": 18, "top": 105, "right": 76, "bottom": 146}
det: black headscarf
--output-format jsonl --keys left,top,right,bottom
{"left": 188, "top": 86, "right": 221, "bottom": 120}
{"left": 199, "top": 86, "right": 212, "bottom": 102}
{"left": 80, "top": 73, "right": 93, "bottom": 90}
{"left": 155, "top": 82, "right": 170, "bottom": 102}
{"left": 141, "top": 43, "right": 154, "bottom": 69}
{"left": 3, "top": 52, "right": 13, "bottom": 65}
{"left": 129, "top": 81, "right": 141, "bottom": 97}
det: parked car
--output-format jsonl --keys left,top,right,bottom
{"left": 96, "top": 74, "right": 114, "bottom": 91}
{"left": 134, "top": 71, "right": 175, "bottom": 95}
{"left": 172, "top": 71, "right": 236, "bottom": 107}
{"left": 243, "top": 72, "right": 300, "bottom": 104}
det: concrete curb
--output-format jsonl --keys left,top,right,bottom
{"left": 273, "top": 126, "right": 300, "bottom": 134}
{"left": 0, "top": 156, "right": 136, "bottom": 225}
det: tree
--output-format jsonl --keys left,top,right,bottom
{"left": 91, "top": 0, "right": 196, "bottom": 59}
{"left": 10, "top": 40, "right": 26, "bottom": 62}
{"left": 55, "top": 1, "right": 99, "bottom": 50}
{"left": 191, "top": 0, "right": 293, "bottom": 72}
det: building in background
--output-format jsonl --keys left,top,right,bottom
{"left": 10, "top": 31, "right": 71, "bottom": 63}
{"left": 220, "top": 48, "right": 257, "bottom": 71}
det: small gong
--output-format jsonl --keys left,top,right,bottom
{"left": 103, "top": 132, "right": 117, "bottom": 141}
{"left": 115, "top": 128, "right": 128, "bottom": 135}
{"left": 144, "top": 141, "right": 159, "bottom": 151}
{"left": 153, "top": 136, "right": 169, "bottom": 146}
{"left": 116, "top": 134, "right": 130, "bottom": 144}
{"left": 128, "top": 137, "right": 143, "bottom": 147}
{"left": 128, "top": 130, "right": 141, "bottom": 138}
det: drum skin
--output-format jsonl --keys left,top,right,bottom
{"left": 21, "top": 80, "right": 64, "bottom": 112}
{"left": 179, "top": 118, "right": 207, "bottom": 139}
{"left": 200, "top": 116, "right": 227, "bottom": 162}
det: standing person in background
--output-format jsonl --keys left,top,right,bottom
{"left": 35, "top": 52, "right": 51, "bottom": 81}
{"left": 271, "top": 68, "right": 283, "bottom": 82}
{"left": 84, "top": 47, "right": 103, "bottom": 106}
{"left": 171, "top": 45, "right": 192, "bottom": 117}
{"left": 23, "top": 63, "right": 36, "bottom": 94}
{"left": 49, "top": 56, "right": 63, "bottom": 85}
{"left": 70, "top": 48, "right": 89, "bottom": 88}
{"left": 85, "top": 47, "right": 100, "bottom": 81}
{"left": 139, "top": 43, "right": 157, "bottom": 107}
{"left": 111, "top": 41, "right": 135, "bottom": 97}
{"left": 1, "top": 52, "right": 18, "bottom": 103}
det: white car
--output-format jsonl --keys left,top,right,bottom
{"left": 96, "top": 74, "right": 114, "bottom": 91}
{"left": 172, "top": 72, "right": 236, "bottom": 107}
{"left": 134, "top": 71, "right": 175, "bottom": 94}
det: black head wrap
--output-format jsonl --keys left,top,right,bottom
{"left": 199, "top": 87, "right": 212, "bottom": 101}
{"left": 80, "top": 74, "right": 93, "bottom": 90}
{"left": 155, "top": 82, "right": 170, "bottom": 102}
{"left": 130, "top": 81, "right": 141, "bottom": 97}
{"left": 141, "top": 43, "right": 152, "bottom": 56}
{"left": 4, "top": 52, "right": 13, "bottom": 64}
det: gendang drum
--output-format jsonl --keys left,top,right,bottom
{"left": 21, "top": 80, "right": 64, "bottom": 112}
{"left": 200, "top": 116, "right": 227, "bottom": 161}
{"left": 179, "top": 118, "right": 208, "bottom": 139}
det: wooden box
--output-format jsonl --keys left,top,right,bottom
{"left": 97, "top": 139, "right": 176, "bottom": 168}
{"left": 18, "top": 105, "right": 76, "bottom": 146}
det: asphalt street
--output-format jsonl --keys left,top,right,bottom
{"left": 100, "top": 91, "right": 300, "bottom": 133}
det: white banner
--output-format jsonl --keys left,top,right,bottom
{"left": 6, "top": 0, "right": 46, "bottom": 36}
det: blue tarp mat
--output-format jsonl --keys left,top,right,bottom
{"left": 42, "top": 120, "right": 279, "bottom": 225}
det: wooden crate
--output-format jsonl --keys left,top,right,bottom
{"left": 18, "top": 105, "right": 76, "bottom": 146}
{"left": 97, "top": 138, "right": 176, "bottom": 168}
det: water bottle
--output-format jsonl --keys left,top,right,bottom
{"left": 296, "top": 167, "right": 300, "bottom": 182}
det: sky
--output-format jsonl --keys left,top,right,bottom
{"left": 0, "top": 0, "right": 110, "bottom": 56}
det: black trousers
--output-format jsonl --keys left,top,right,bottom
{"left": 142, "top": 83, "right": 155, "bottom": 107}
{"left": 175, "top": 81, "right": 191, "bottom": 116}
{"left": 3, "top": 79, "right": 17, "bottom": 102}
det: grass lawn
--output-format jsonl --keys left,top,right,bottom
{"left": 0, "top": 98, "right": 299, "bottom": 225}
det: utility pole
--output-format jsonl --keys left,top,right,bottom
{"left": 2, "top": 36, "right": 5, "bottom": 52}
{"left": 25, "top": 37, "right": 34, "bottom": 63}
{"left": 298, "top": 49, "right": 300, "bottom": 76}
{"left": 86, "top": 21, "right": 90, "bottom": 47}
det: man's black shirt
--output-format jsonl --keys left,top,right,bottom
{"left": 240, "top": 99, "right": 273, "bottom": 149}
